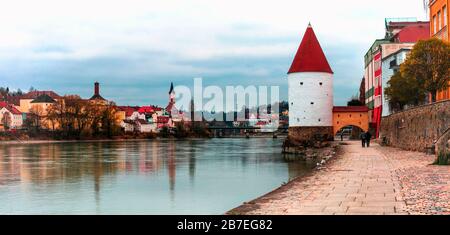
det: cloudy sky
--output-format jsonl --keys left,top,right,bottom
{"left": 0, "top": 0, "right": 426, "bottom": 106}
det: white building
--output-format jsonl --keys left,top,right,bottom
{"left": 381, "top": 48, "right": 411, "bottom": 116}
{"left": 135, "top": 119, "right": 154, "bottom": 133}
{"left": 0, "top": 103, "right": 23, "bottom": 130}
{"left": 288, "top": 23, "right": 333, "bottom": 128}
{"left": 120, "top": 120, "right": 135, "bottom": 132}
{"left": 127, "top": 111, "right": 145, "bottom": 121}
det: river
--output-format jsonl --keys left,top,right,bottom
{"left": 0, "top": 138, "right": 317, "bottom": 214}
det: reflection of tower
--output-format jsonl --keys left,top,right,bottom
{"left": 287, "top": 23, "right": 334, "bottom": 143}
{"left": 93, "top": 143, "right": 103, "bottom": 210}
{"left": 168, "top": 141, "right": 176, "bottom": 200}
{"left": 188, "top": 146, "right": 196, "bottom": 184}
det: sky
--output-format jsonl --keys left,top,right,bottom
{"left": 0, "top": 0, "right": 427, "bottom": 106}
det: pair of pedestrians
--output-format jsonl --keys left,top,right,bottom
{"left": 360, "top": 131, "right": 372, "bottom": 147}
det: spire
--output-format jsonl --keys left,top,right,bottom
{"left": 288, "top": 24, "right": 333, "bottom": 74}
{"left": 169, "top": 82, "right": 174, "bottom": 94}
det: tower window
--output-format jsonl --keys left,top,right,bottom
{"left": 318, "top": 119, "right": 321, "bottom": 122}
{"left": 310, "top": 102, "right": 314, "bottom": 105}
{"left": 319, "top": 82, "right": 323, "bottom": 86}
{"left": 300, "top": 82, "right": 303, "bottom": 85}
{"left": 297, "top": 118, "right": 300, "bottom": 122}
{"left": 291, "top": 102, "right": 293, "bottom": 105}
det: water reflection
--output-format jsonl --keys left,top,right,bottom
{"left": 0, "top": 138, "right": 317, "bottom": 214}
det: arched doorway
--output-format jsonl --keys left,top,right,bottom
{"left": 334, "top": 125, "right": 366, "bottom": 141}
{"left": 332, "top": 106, "right": 369, "bottom": 140}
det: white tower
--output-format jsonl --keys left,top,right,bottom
{"left": 287, "top": 24, "right": 334, "bottom": 142}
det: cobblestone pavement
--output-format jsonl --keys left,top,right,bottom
{"left": 229, "top": 141, "right": 450, "bottom": 215}
{"left": 378, "top": 146, "right": 450, "bottom": 215}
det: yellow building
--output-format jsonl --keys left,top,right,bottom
{"left": 430, "top": 0, "right": 449, "bottom": 101}
{"left": 28, "top": 94, "right": 58, "bottom": 129}
{"left": 19, "top": 91, "right": 61, "bottom": 113}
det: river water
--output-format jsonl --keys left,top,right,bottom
{"left": 0, "top": 138, "right": 316, "bottom": 214}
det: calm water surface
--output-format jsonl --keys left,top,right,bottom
{"left": 0, "top": 138, "right": 316, "bottom": 214}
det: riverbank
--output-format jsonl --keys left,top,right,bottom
{"left": 0, "top": 132, "right": 287, "bottom": 145}
{"left": 227, "top": 141, "right": 450, "bottom": 215}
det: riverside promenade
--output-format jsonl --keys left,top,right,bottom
{"left": 229, "top": 141, "right": 450, "bottom": 215}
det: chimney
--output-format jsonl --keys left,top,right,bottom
{"left": 94, "top": 82, "right": 100, "bottom": 96}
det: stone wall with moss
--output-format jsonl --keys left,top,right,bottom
{"left": 379, "top": 100, "right": 450, "bottom": 152}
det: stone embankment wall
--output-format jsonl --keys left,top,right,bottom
{"left": 379, "top": 100, "right": 450, "bottom": 152}
{"left": 287, "top": 126, "right": 333, "bottom": 147}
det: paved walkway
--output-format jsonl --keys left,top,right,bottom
{"left": 229, "top": 141, "right": 449, "bottom": 215}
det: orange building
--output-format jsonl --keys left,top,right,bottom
{"left": 332, "top": 106, "right": 369, "bottom": 135}
{"left": 430, "top": 0, "right": 449, "bottom": 101}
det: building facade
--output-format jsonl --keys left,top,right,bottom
{"left": 381, "top": 48, "right": 410, "bottom": 116}
{"left": 0, "top": 102, "right": 23, "bottom": 130}
{"left": 363, "top": 19, "right": 429, "bottom": 137}
{"left": 430, "top": 0, "right": 449, "bottom": 101}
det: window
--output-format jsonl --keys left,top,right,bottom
{"left": 300, "top": 82, "right": 303, "bottom": 85}
{"left": 438, "top": 11, "right": 442, "bottom": 30}
{"left": 444, "top": 6, "right": 448, "bottom": 26}
{"left": 319, "top": 82, "right": 323, "bottom": 86}
{"left": 434, "top": 15, "right": 437, "bottom": 34}
{"left": 318, "top": 119, "right": 321, "bottom": 122}
{"left": 389, "top": 58, "right": 397, "bottom": 69}
{"left": 310, "top": 102, "right": 314, "bottom": 105}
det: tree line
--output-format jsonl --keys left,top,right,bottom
{"left": 27, "top": 95, "right": 121, "bottom": 139}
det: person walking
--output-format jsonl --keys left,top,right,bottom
{"left": 365, "top": 131, "right": 372, "bottom": 147}
{"left": 340, "top": 131, "right": 344, "bottom": 141}
{"left": 360, "top": 132, "right": 366, "bottom": 148}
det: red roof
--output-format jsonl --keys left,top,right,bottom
{"left": 288, "top": 24, "right": 333, "bottom": 74}
{"left": 138, "top": 106, "right": 155, "bottom": 114}
{"left": 392, "top": 24, "right": 430, "bottom": 43}
{"left": 7, "top": 106, "right": 21, "bottom": 115}
{"left": 117, "top": 106, "right": 139, "bottom": 117}
{"left": 333, "top": 106, "right": 369, "bottom": 113}
{"left": 0, "top": 102, "right": 22, "bottom": 115}
{"left": 0, "top": 101, "right": 7, "bottom": 108}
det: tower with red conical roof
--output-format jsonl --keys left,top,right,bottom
{"left": 287, "top": 23, "right": 334, "bottom": 143}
